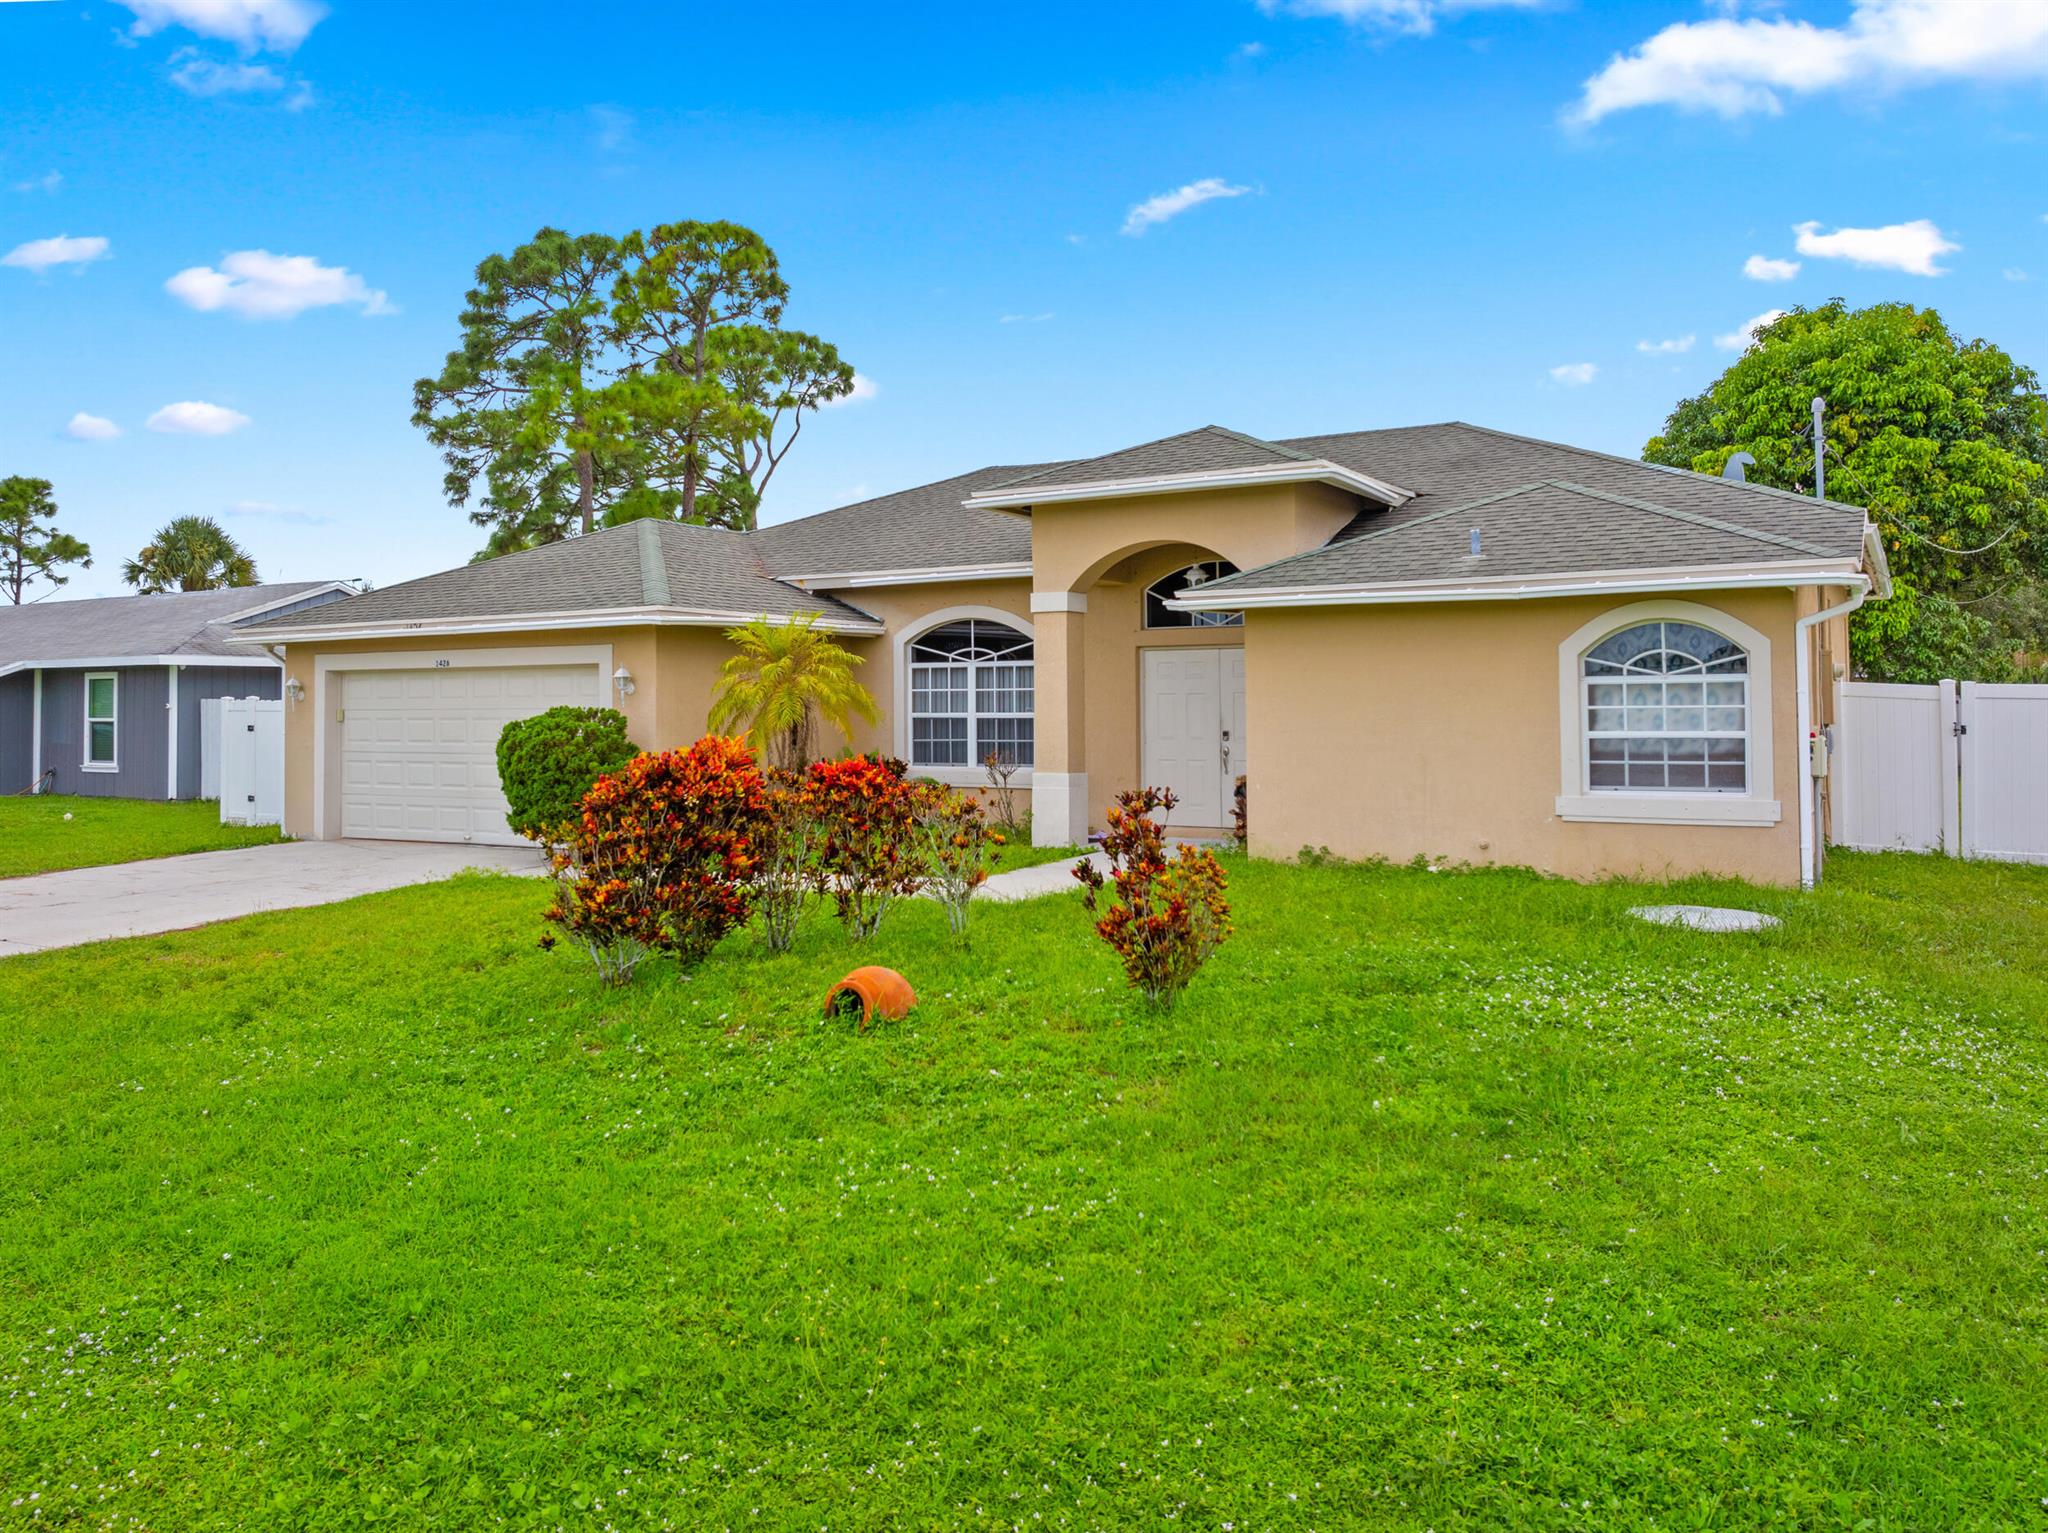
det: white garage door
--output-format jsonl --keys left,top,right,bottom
{"left": 340, "top": 664, "right": 599, "bottom": 844}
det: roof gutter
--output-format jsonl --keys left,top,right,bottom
{"left": 235, "top": 605, "right": 886, "bottom": 645}
{"left": 963, "top": 459, "right": 1415, "bottom": 515}
{"left": 0, "top": 652, "right": 281, "bottom": 681}
{"left": 1171, "top": 560, "right": 1869, "bottom": 611}
{"left": 782, "top": 561, "right": 1032, "bottom": 590}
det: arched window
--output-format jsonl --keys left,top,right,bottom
{"left": 1145, "top": 560, "right": 1244, "bottom": 629}
{"left": 1582, "top": 620, "right": 1748, "bottom": 792}
{"left": 908, "top": 618, "right": 1034, "bottom": 769}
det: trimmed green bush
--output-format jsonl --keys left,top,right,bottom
{"left": 495, "top": 706, "right": 639, "bottom": 840}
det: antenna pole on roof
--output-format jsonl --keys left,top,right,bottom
{"left": 1811, "top": 395, "right": 1826, "bottom": 501}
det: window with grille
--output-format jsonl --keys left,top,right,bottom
{"left": 1144, "top": 560, "right": 1244, "bottom": 629}
{"left": 1582, "top": 620, "right": 1748, "bottom": 793}
{"left": 908, "top": 619, "right": 1034, "bottom": 769}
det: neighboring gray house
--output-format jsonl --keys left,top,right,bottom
{"left": 0, "top": 582, "right": 353, "bottom": 800}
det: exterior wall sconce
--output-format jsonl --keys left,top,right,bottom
{"left": 283, "top": 676, "right": 306, "bottom": 707}
{"left": 612, "top": 666, "right": 635, "bottom": 698}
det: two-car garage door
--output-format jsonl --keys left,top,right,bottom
{"left": 339, "top": 665, "right": 598, "bottom": 845}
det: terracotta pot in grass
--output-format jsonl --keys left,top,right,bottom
{"left": 822, "top": 966, "right": 917, "bottom": 1031}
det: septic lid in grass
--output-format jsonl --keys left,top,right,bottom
{"left": 1630, "top": 904, "right": 1780, "bottom": 933}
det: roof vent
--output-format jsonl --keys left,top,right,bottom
{"left": 1469, "top": 527, "right": 1482, "bottom": 558}
{"left": 1722, "top": 451, "right": 1756, "bottom": 483}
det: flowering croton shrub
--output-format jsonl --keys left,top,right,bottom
{"left": 906, "top": 780, "right": 1004, "bottom": 943}
{"left": 542, "top": 736, "right": 768, "bottom": 983}
{"left": 805, "top": 754, "right": 922, "bottom": 940}
{"left": 1074, "top": 786, "right": 1231, "bottom": 1009}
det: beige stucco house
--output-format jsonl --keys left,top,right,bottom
{"left": 237, "top": 422, "right": 1890, "bottom": 888}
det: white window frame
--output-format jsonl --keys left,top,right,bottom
{"left": 892, "top": 605, "right": 1035, "bottom": 789}
{"left": 82, "top": 670, "right": 119, "bottom": 772}
{"left": 1556, "top": 600, "right": 1779, "bottom": 827}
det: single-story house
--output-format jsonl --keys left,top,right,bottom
{"left": 1, "top": 581, "right": 354, "bottom": 799}
{"left": 236, "top": 422, "right": 1890, "bottom": 887}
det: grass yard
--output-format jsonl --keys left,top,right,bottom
{"left": 3, "top": 852, "right": 2045, "bottom": 1529}
{"left": 0, "top": 795, "right": 280, "bottom": 880}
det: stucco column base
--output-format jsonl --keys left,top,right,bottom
{"left": 1031, "top": 771, "right": 1090, "bottom": 847}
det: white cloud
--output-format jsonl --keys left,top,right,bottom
{"left": 1743, "top": 253, "right": 1801, "bottom": 281}
{"left": 166, "top": 249, "right": 390, "bottom": 319}
{"left": 1549, "top": 361, "right": 1598, "bottom": 386}
{"left": 1571, "top": 0, "right": 2048, "bottom": 125}
{"left": 12, "top": 171, "right": 62, "bottom": 194}
{"left": 820, "top": 374, "right": 878, "bottom": 408}
{"left": 1793, "top": 218, "right": 1958, "bottom": 276}
{"left": 3, "top": 234, "right": 111, "bottom": 272}
{"left": 1636, "top": 334, "right": 1696, "bottom": 355}
{"left": 1236, "top": 41, "right": 1267, "bottom": 58}
{"left": 2004, "top": 267, "right": 2029, "bottom": 282}
{"left": 1715, "top": 308, "right": 1787, "bottom": 351}
{"left": 65, "top": 412, "right": 122, "bottom": 441}
{"left": 1121, "top": 177, "right": 1254, "bottom": 236}
{"left": 146, "top": 400, "right": 251, "bottom": 435}
{"left": 169, "top": 52, "right": 285, "bottom": 95}
{"left": 1000, "top": 311, "right": 1055, "bottom": 324}
{"left": 115, "top": 0, "right": 326, "bottom": 52}
{"left": 1259, "top": 0, "right": 1543, "bottom": 37}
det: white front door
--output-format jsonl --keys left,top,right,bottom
{"left": 1141, "top": 647, "right": 1246, "bottom": 829}
{"left": 340, "top": 664, "right": 597, "bottom": 845}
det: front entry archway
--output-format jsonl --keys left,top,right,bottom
{"left": 1140, "top": 647, "right": 1246, "bottom": 829}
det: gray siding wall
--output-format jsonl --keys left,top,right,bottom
{"left": 38, "top": 664, "right": 171, "bottom": 799}
{"left": 0, "top": 672, "right": 30, "bottom": 793}
{"left": 176, "top": 665, "right": 279, "bottom": 799}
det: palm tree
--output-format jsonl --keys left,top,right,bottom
{"left": 709, "top": 613, "right": 879, "bottom": 769}
{"left": 123, "top": 515, "right": 258, "bottom": 593}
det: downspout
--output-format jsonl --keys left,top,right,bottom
{"left": 1794, "top": 525, "right": 1890, "bottom": 889}
{"left": 29, "top": 668, "right": 42, "bottom": 793}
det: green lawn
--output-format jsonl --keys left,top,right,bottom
{"left": 2, "top": 852, "right": 2044, "bottom": 1529}
{"left": 0, "top": 794, "right": 281, "bottom": 879}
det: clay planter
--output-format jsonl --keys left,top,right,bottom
{"left": 822, "top": 966, "right": 917, "bottom": 1031}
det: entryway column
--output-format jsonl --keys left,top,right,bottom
{"left": 1030, "top": 591, "right": 1089, "bottom": 847}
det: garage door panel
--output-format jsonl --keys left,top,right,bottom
{"left": 340, "top": 663, "right": 597, "bottom": 844}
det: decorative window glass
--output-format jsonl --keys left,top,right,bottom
{"left": 84, "top": 672, "right": 118, "bottom": 768}
{"left": 908, "top": 619, "right": 1034, "bottom": 769}
{"left": 1145, "top": 561, "right": 1244, "bottom": 629}
{"left": 1582, "top": 621, "right": 1747, "bottom": 793}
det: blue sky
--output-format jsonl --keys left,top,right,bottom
{"left": 3, "top": 0, "right": 2045, "bottom": 597}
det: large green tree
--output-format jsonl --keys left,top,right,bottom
{"left": 0, "top": 476, "right": 91, "bottom": 604}
{"left": 415, "top": 222, "right": 854, "bottom": 557}
{"left": 1645, "top": 301, "right": 2048, "bottom": 682}
{"left": 412, "top": 229, "right": 635, "bottom": 557}
{"left": 123, "top": 515, "right": 257, "bottom": 593}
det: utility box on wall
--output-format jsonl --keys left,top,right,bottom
{"left": 217, "top": 696, "right": 285, "bottom": 827}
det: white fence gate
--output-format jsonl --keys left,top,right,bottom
{"left": 1835, "top": 679, "right": 2048, "bottom": 864}
{"left": 215, "top": 696, "right": 284, "bottom": 827}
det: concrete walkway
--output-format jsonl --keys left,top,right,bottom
{"left": 0, "top": 839, "right": 543, "bottom": 958}
{"left": 976, "top": 851, "right": 1108, "bottom": 902}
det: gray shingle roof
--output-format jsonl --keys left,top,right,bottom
{"left": 1188, "top": 421, "right": 1869, "bottom": 593}
{"left": 750, "top": 465, "right": 1047, "bottom": 577}
{"left": 987, "top": 426, "right": 1312, "bottom": 493}
{"left": 245, "top": 518, "right": 879, "bottom": 634}
{"left": 0, "top": 582, "right": 343, "bottom": 668}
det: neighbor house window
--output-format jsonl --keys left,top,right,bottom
{"left": 83, "top": 672, "right": 118, "bottom": 770}
{"left": 1145, "top": 561, "right": 1244, "bottom": 628}
{"left": 1582, "top": 621, "right": 1747, "bottom": 792}
{"left": 908, "top": 619, "right": 1034, "bottom": 768}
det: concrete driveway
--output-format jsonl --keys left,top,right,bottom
{"left": 0, "top": 839, "right": 543, "bottom": 958}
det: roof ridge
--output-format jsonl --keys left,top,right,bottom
{"left": 1434, "top": 419, "right": 1870, "bottom": 516}
{"left": 990, "top": 424, "right": 1304, "bottom": 491}
{"left": 637, "top": 519, "right": 672, "bottom": 605}
{"left": 1317, "top": 479, "right": 1839, "bottom": 559}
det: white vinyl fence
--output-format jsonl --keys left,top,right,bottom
{"left": 1834, "top": 679, "right": 2048, "bottom": 864}
{"left": 214, "top": 696, "right": 285, "bottom": 827}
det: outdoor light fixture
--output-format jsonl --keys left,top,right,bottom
{"left": 283, "top": 676, "right": 305, "bottom": 706}
{"left": 612, "top": 665, "right": 635, "bottom": 698}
